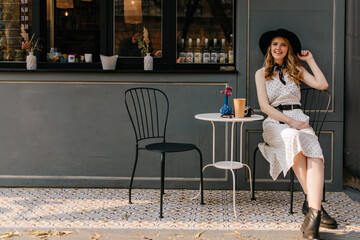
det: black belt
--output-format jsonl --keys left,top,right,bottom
{"left": 275, "top": 104, "right": 301, "bottom": 112}
{"left": 275, "top": 104, "right": 301, "bottom": 124}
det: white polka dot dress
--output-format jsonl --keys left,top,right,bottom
{"left": 258, "top": 73, "right": 324, "bottom": 180}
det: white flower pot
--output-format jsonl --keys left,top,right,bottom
{"left": 144, "top": 53, "right": 153, "bottom": 71}
{"left": 26, "top": 52, "right": 37, "bottom": 70}
{"left": 100, "top": 54, "right": 118, "bottom": 70}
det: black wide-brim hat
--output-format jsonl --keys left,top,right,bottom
{"left": 259, "top": 28, "right": 301, "bottom": 56}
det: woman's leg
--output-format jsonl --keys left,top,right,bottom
{"left": 306, "top": 158, "right": 324, "bottom": 210}
{"left": 292, "top": 151, "right": 308, "bottom": 194}
{"left": 300, "top": 157, "right": 324, "bottom": 239}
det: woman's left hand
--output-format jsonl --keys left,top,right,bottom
{"left": 297, "top": 50, "right": 314, "bottom": 62}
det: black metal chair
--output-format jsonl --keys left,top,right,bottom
{"left": 125, "top": 87, "right": 204, "bottom": 218}
{"left": 252, "top": 88, "right": 331, "bottom": 214}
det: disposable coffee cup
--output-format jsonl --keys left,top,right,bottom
{"left": 233, "top": 98, "right": 246, "bottom": 118}
{"left": 84, "top": 53, "right": 92, "bottom": 63}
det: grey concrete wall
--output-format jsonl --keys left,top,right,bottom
{"left": 0, "top": 73, "right": 241, "bottom": 189}
{"left": 344, "top": 0, "right": 360, "bottom": 178}
{"left": 244, "top": 0, "right": 344, "bottom": 191}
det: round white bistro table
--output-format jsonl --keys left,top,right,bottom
{"left": 194, "top": 113, "right": 264, "bottom": 218}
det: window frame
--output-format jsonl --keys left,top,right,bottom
{"left": 0, "top": 0, "right": 236, "bottom": 72}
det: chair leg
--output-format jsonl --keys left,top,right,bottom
{"left": 129, "top": 147, "right": 139, "bottom": 204}
{"left": 160, "top": 152, "right": 165, "bottom": 218}
{"left": 322, "top": 182, "right": 326, "bottom": 202}
{"left": 289, "top": 168, "right": 294, "bottom": 214}
{"left": 251, "top": 146, "right": 258, "bottom": 200}
{"left": 195, "top": 147, "right": 204, "bottom": 205}
{"left": 244, "top": 164, "right": 253, "bottom": 201}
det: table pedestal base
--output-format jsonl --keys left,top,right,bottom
{"left": 192, "top": 163, "right": 253, "bottom": 218}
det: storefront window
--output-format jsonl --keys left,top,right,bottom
{"left": 0, "top": 0, "right": 32, "bottom": 62}
{"left": 114, "top": 0, "right": 162, "bottom": 58}
{"left": 46, "top": 0, "right": 101, "bottom": 62}
{"left": 0, "top": 0, "right": 236, "bottom": 70}
{"left": 177, "top": 0, "right": 234, "bottom": 64}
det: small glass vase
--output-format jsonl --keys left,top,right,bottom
{"left": 144, "top": 53, "right": 153, "bottom": 71}
{"left": 220, "top": 95, "right": 232, "bottom": 115}
{"left": 26, "top": 52, "right": 37, "bottom": 70}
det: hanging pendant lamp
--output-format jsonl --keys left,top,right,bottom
{"left": 124, "top": 0, "right": 142, "bottom": 24}
{"left": 56, "top": 0, "right": 74, "bottom": 9}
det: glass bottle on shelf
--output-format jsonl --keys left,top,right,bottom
{"left": 219, "top": 38, "right": 226, "bottom": 63}
{"left": 210, "top": 38, "right": 218, "bottom": 63}
{"left": 194, "top": 38, "right": 202, "bottom": 63}
{"left": 228, "top": 34, "right": 234, "bottom": 64}
{"left": 178, "top": 38, "right": 186, "bottom": 63}
{"left": 186, "top": 38, "right": 194, "bottom": 63}
{"left": 2, "top": 49, "right": 11, "bottom": 61}
{"left": 203, "top": 38, "right": 210, "bottom": 63}
{"left": 14, "top": 49, "right": 25, "bottom": 62}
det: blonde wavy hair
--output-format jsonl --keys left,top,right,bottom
{"left": 263, "top": 38, "right": 302, "bottom": 87}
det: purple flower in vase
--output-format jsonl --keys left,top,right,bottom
{"left": 220, "top": 86, "right": 233, "bottom": 115}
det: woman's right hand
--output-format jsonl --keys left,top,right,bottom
{"left": 288, "top": 119, "right": 311, "bottom": 130}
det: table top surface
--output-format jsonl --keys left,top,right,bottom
{"left": 195, "top": 113, "right": 264, "bottom": 122}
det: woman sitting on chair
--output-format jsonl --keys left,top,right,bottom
{"left": 255, "top": 28, "right": 337, "bottom": 240}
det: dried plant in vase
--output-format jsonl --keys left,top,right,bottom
{"left": 20, "top": 24, "right": 42, "bottom": 69}
{"left": 20, "top": 25, "right": 41, "bottom": 54}
{"left": 133, "top": 27, "right": 151, "bottom": 56}
{"left": 133, "top": 27, "right": 153, "bottom": 70}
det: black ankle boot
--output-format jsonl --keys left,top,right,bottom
{"left": 302, "top": 195, "right": 338, "bottom": 229}
{"left": 301, "top": 207, "right": 321, "bottom": 240}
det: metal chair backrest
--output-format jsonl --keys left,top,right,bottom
{"left": 300, "top": 88, "right": 331, "bottom": 138}
{"left": 125, "top": 87, "right": 169, "bottom": 143}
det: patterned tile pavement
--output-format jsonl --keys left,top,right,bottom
{"left": 0, "top": 188, "right": 359, "bottom": 232}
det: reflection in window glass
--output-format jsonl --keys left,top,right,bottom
{"left": 47, "top": 0, "right": 100, "bottom": 62}
{"left": 115, "top": 0, "right": 162, "bottom": 58}
{"left": 177, "top": 0, "right": 234, "bottom": 64}
{"left": 0, "top": 0, "right": 32, "bottom": 62}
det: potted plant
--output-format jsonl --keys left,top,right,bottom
{"left": 133, "top": 27, "right": 153, "bottom": 70}
{"left": 220, "top": 86, "right": 233, "bottom": 115}
{"left": 21, "top": 24, "right": 41, "bottom": 70}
